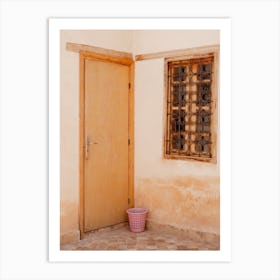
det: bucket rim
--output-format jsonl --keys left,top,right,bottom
{"left": 126, "top": 207, "right": 148, "bottom": 214}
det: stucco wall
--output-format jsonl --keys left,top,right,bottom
{"left": 60, "top": 30, "right": 220, "bottom": 244}
{"left": 132, "top": 30, "right": 219, "bottom": 54}
{"left": 134, "top": 30, "right": 220, "bottom": 234}
{"left": 60, "top": 30, "right": 133, "bottom": 244}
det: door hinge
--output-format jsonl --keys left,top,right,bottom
{"left": 128, "top": 139, "right": 130, "bottom": 145}
{"left": 128, "top": 82, "right": 131, "bottom": 89}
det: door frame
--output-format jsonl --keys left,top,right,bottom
{"left": 78, "top": 48, "right": 134, "bottom": 239}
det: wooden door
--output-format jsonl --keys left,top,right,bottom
{"left": 83, "top": 57, "right": 131, "bottom": 232}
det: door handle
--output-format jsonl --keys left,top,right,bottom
{"left": 85, "top": 135, "right": 98, "bottom": 159}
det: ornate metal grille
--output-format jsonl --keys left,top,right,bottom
{"left": 166, "top": 56, "right": 214, "bottom": 160}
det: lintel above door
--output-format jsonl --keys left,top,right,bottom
{"left": 66, "top": 42, "right": 134, "bottom": 65}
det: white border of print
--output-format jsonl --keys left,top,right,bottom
{"left": 49, "top": 18, "right": 231, "bottom": 262}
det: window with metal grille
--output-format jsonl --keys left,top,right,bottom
{"left": 165, "top": 54, "right": 217, "bottom": 162}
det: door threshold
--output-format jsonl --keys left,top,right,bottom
{"left": 83, "top": 222, "right": 129, "bottom": 238}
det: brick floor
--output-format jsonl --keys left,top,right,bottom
{"left": 61, "top": 223, "right": 219, "bottom": 251}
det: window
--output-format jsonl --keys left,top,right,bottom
{"left": 164, "top": 52, "right": 218, "bottom": 162}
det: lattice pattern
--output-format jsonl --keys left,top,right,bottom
{"left": 166, "top": 56, "right": 214, "bottom": 159}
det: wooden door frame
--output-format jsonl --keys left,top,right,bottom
{"left": 78, "top": 48, "right": 134, "bottom": 239}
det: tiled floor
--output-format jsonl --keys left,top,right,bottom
{"left": 61, "top": 223, "right": 219, "bottom": 251}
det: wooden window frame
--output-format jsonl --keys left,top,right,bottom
{"left": 163, "top": 46, "right": 219, "bottom": 163}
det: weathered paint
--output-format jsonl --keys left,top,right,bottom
{"left": 60, "top": 200, "right": 80, "bottom": 245}
{"left": 135, "top": 176, "right": 220, "bottom": 234}
{"left": 134, "top": 37, "right": 220, "bottom": 236}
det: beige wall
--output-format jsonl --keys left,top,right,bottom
{"left": 133, "top": 30, "right": 219, "bottom": 54}
{"left": 134, "top": 30, "right": 220, "bottom": 234}
{"left": 60, "top": 30, "right": 220, "bottom": 244}
{"left": 60, "top": 30, "right": 133, "bottom": 244}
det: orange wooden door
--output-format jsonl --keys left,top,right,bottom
{"left": 84, "top": 58, "right": 129, "bottom": 232}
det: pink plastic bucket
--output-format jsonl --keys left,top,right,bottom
{"left": 127, "top": 208, "right": 148, "bottom": 233}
